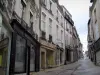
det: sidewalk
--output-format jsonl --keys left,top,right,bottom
{"left": 31, "top": 61, "right": 79, "bottom": 75}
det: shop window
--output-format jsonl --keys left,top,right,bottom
{"left": 14, "top": 35, "right": 26, "bottom": 72}
{"left": 30, "top": 45, "right": 35, "bottom": 72}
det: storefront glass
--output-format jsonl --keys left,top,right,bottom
{"left": 14, "top": 35, "right": 26, "bottom": 72}
{"left": 0, "top": 14, "right": 9, "bottom": 75}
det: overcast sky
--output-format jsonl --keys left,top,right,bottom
{"left": 59, "top": 0, "right": 91, "bottom": 52}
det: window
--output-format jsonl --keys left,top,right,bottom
{"left": 50, "top": 1, "right": 52, "bottom": 11}
{"left": 14, "top": 35, "right": 26, "bottom": 72}
{"left": 42, "top": 0, "right": 47, "bottom": 6}
{"left": 66, "top": 22, "right": 68, "bottom": 30}
{"left": 41, "top": 12, "right": 46, "bottom": 31}
{"left": 61, "top": 30, "right": 63, "bottom": 42}
{"left": 21, "top": 0, "right": 26, "bottom": 19}
{"left": 30, "top": 45, "right": 35, "bottom": 72}
{"left": 30, "top": 12, "right": 33, "bottom": 27}
{"left": 56, "top": 10, "right": 58, "bottom": 21}
{"left": 49, "top": 18, "right": 52, "bottom": 35}
{"left": 56, "top": 25, "right": 59, "bottom": 39}
{"left": 61, "top": 16, "right": 63, "bottom": 27}
{"left": 57, "top": 10, "right": 58, "bottom": 17}
{"left": 94, "top": 9, "right": 97, "bottom": 23}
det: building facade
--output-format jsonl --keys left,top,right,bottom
{"left": 0, "top": 0, "right": 40, "bottom": 75}
{"left": 39, "top": 0, "right": 65, "bottom": 69}
{"left": 0, "top": 0, "right": 82, "bottom": 75}
{"left": 88, "top": 0, "right": 100, "bottom": 65}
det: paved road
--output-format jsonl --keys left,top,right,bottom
{"left": 34, "top": 58, "right": 100, "bottom": 75}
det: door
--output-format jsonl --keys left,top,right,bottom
{"left": 41, "top": 52, "right": 45, "bottom": 69}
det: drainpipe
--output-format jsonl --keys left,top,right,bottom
{"left": 39, "top": 0, "right": 41, "bottom": 32}
{"left": 38, "top": 0, "right": 41, "bottom": 71}
{"left": 64, "top": 18, "right": 66, "bottom": 65}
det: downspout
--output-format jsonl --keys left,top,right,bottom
{"left": 38, "top": 0, "right": 41, "bottom": 71}
{"left": 39, "top": 0, "right": 41, "bottom": 32}
{"left": 64, "top": 17, "right": 66, "bottom": 65}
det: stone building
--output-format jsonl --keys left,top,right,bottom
{"left": 0, "top": 0, "right": 82, "bottom": 75}
{"left": 0, "top": 0, "right": 40, "bottom": 75}
{"left": 88, "top": 0, "right": 100, "bottom": 65}
{"left": 39, "top": 0, "right": 65, "bottom": 69}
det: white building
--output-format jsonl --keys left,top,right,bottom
{"left": 40, "top": 0, "right": 66, "bottom": 69}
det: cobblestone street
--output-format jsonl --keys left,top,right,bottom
{"left": 33, "top": 58, "right": 100, "bottom": 75}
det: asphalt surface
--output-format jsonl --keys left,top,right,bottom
{"left": 34, "top": 57, "right": 100, "bottom": 75}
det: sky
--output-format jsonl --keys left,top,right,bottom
{"left": 59, "top": 0, "right": 91, "bottom": 52}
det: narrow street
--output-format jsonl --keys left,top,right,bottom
{"left": 34, "top": 58, "right": 100, "bottom": 75}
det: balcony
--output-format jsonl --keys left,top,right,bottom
{"left": 65, "top": 45, "right": 73, "bottom": 50}
{"left": 12, "top": 11, "right": 36, "bottom": 38}
{"left": 65, "top": 12, "right": 74, "bottom": 26}
{"left": 12, "top": 11, "right": 27, "bottom": 28}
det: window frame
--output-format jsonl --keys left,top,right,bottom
{"left": 49, "top": 18, "right": 52, "bottom": 35}
{"left": 41, "top": 12, "right": 46, "bottom": 32}
{"left": 21, "top": 0, "right": 26, "bottom": 19}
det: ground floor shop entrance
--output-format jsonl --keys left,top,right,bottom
{"left": 9, "top": 18, "right": 40, "bottom": 75}
{"left": 46, "top": 50, "right": 55, "bottom": 68}
{"left": 41, "top": 52, "right": 46, "bottom": 69}
{"left": 0, "top": 40, "right": 8, "bottom": 75}
{"left": 40, "top": 47, "right": 55, "bottom": 69}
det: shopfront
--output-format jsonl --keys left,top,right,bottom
{"left": 9, "top": 18, "right": 40, "bottom": 75}
{"left": 0, "top": 12, "right": 12, "bottom": 75}
{"left": 40, "top": 39, "right": 56, "bottom": 69}
{"left": 55, "top": 45, "right": 64, "bottom": 66}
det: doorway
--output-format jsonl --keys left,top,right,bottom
{"left": 41, "top": 52, "right": 45, "bottom": 69}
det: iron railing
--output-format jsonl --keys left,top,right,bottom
{"left": 13, "top": 11, "right": 36, "bottom": 38}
